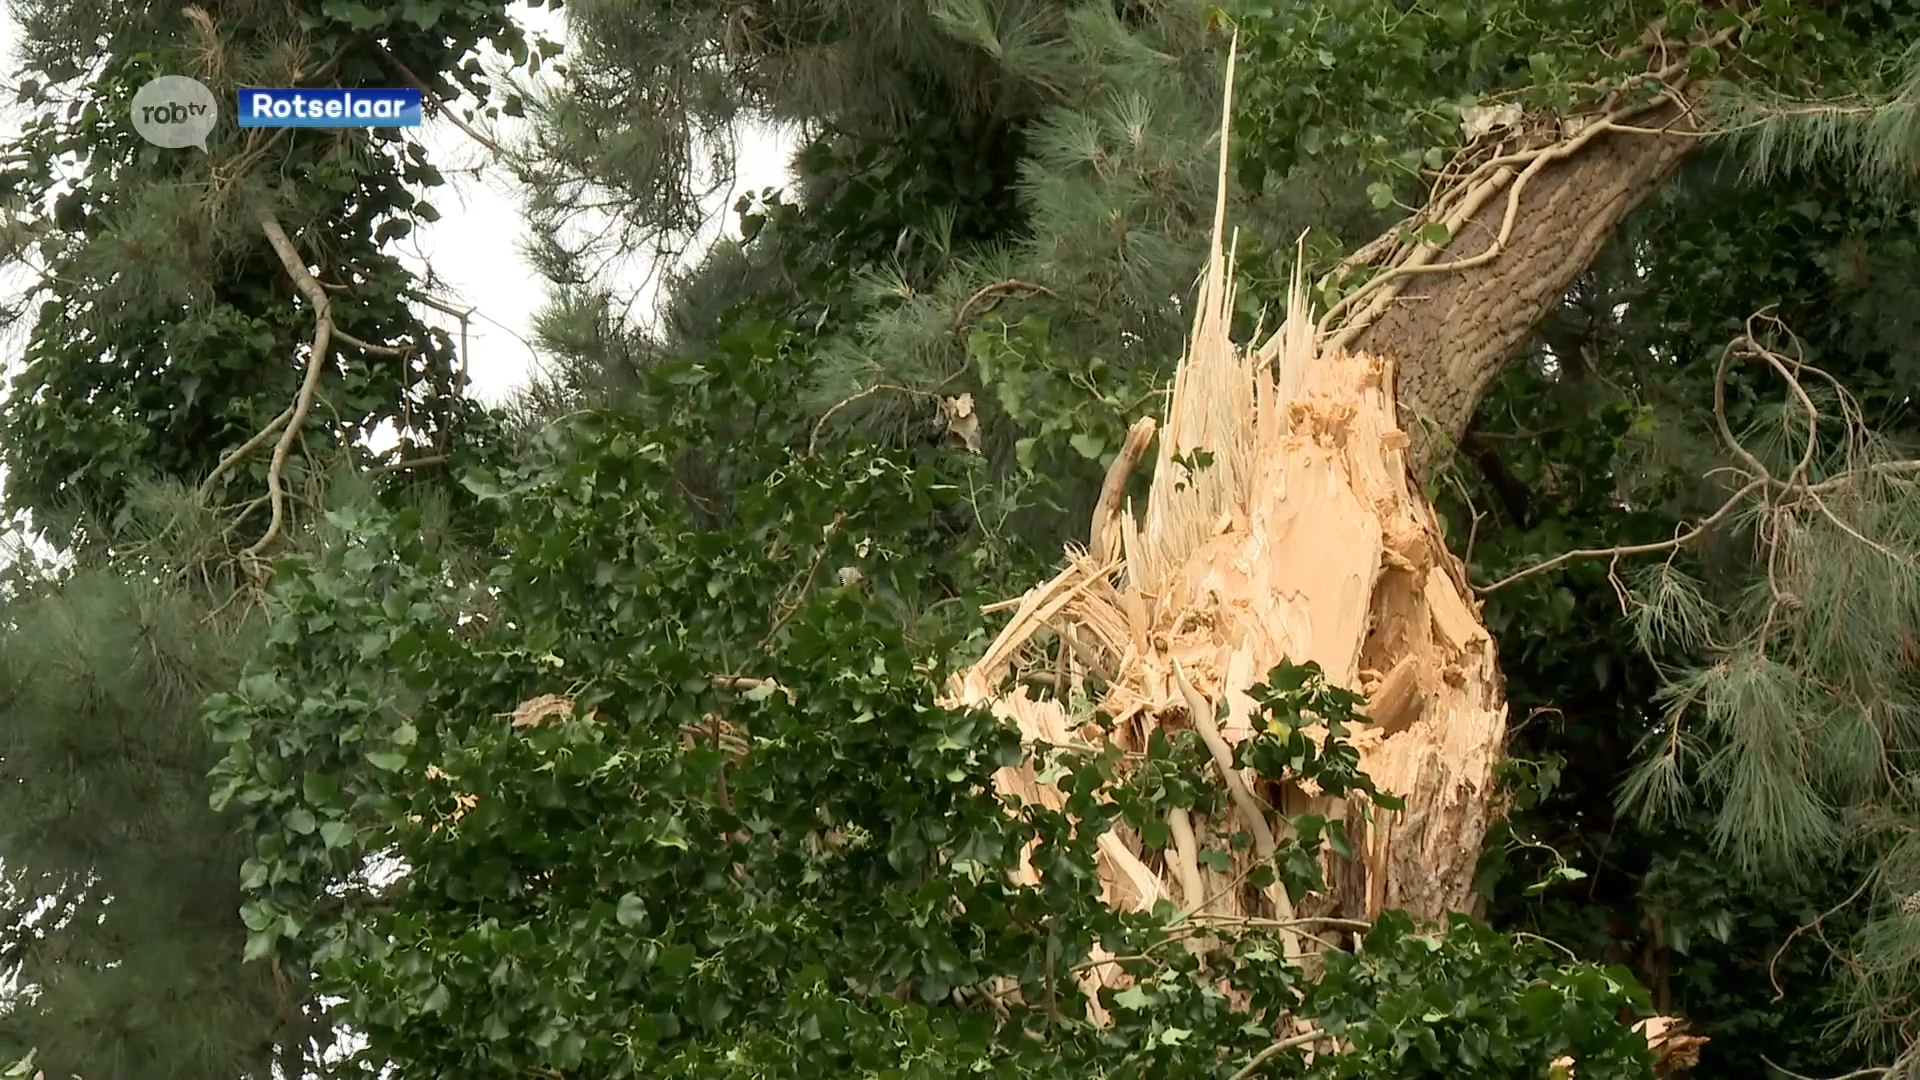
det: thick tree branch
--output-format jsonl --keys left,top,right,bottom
{"left": 1323, "top": 35, "right": 1736, "bottom": 475}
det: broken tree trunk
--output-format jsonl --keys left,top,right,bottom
{"left": 942, "top": 30, "right": 1717, "bottom": 1071}
{"left": 945, "top": 214, "right": 1504, "bottom": 936}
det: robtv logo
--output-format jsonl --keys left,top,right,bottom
{"left": 131, "top": 76, "right": 219, "bottom": 150}
{"left": 238, "top": 88, "right": 422, "bottom": 128}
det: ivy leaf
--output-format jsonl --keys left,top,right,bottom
{"left": 242, "top": 930, "right": 276, "bottom": 963}
{"left": 302, "top": 771, "right": 339, "bottom": 805}
{"left": 400, "top": 0, "right": 444, "bottom": 29}
{"left": 322, "top": 0, "right": 391, "bottom": 30}
{"left": 657, "top": 943, "right": 697, "bottom": 978}
{"left": 616, "top": 893, "right": 648, "bottom": 927}
{"left": 366, "top": 750, "right": 409, "bottom": 771}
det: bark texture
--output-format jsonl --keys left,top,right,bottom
{"left": 1351, "top": 101, "right": 1705, "bottom": 473}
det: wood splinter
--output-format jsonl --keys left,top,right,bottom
{"left": 1362, "top": 656, "right": 1426, "bottom": 737}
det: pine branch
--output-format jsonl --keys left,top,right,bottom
{"left": 1480, "top": 311, "right": 1920, "bottom": 594}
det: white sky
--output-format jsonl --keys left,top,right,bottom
{"left": 0, "top": 2, "right": 797, "bottom": 408}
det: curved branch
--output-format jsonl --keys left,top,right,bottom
{"left": 1478, "top": 479, "right": 1768, "bottom": 593}
{"left": 951, "top": 279, "right": 1058, "bottom": 332}
{"left": 1229, "top": 1028, "right": 1326, "bottom": 1080}
{"left": 197, "top": 408, "right": 292, "bottom": 501}
{"left": 1172, "top": 659, "right": 1299, "bottom": 958}
{"left": 243, "top": 214, "right": 335, "bottom": 559}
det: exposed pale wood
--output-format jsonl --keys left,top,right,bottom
{"left": 937, "top": 34, "right": 1702, "bottom": 1070}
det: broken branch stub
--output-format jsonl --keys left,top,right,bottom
{"left": 938, "top": 35, "right": 1704, "bottom": 1067}
{"left": 942, "top": 28, "right": 1507, "bottom": 948}
{"left": 944, "top": 291, "right": 1507, "bottom": 931}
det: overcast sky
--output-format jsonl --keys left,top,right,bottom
{"left": 0, "top": 3, "right": 796, "bottom": 407}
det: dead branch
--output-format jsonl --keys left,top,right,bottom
{"left": 1479, "top": 311, "right": 1920, "bottom": 594}
{"left": 1757, "top": 1056, "right": 1898, "bottom": 1080}
{"left": 1090, "top": 416, "right": 1158, "bottom": 563}
{"left": 205, "top": 218, "right": 432, "bottom": 553}
{"left": 807, "top": 384, "right": 936, "bottom": 455}
{"left": 243, "top": 213, "right": 335, "bottom": 559}
{"left": 951, "top": 279, "right": 1059, "bottom": 332}
{"left": 197, "top": 408, "right": 293, "bottom": 501}
{"left": 1172, "top": 659, "right": 1300, "bottom": 958}
{"left": 370, "top": 41, "right": 502, "bottom": 155}
{"left": 369, "top": 454, "right": 449, "bottom": 475}
{"left": 1229, "top": 1028, "right": 1326, "bottom": 1080}
{"left": 760, "top": 513, "right": 845, "bottom": 647}
{"left": 1769, "top": 871, "right": 1876, "bottom": 1002}
{"left": 1477, "top": 477, "right": 1767, "bottom": 593}
{"left": 333, "top": 327, "right": 411, "bottom": 357}
{"left": 1165, "top": 807, "right": 1209, "bottom": 913}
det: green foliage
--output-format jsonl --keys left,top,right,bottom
{"left": 0, "top": 0, "right": 547, "bottom": 1074}
{"left": 206, "top": 322, "right": 1662, "bottom": 1077}
{"left": 510, "top": 0, "right": 1920, "bottom": 1073}
{"left": 1230, "top": 0, "right": 1645, "bottom": 196}
{"left": 0, "top": 560, "right": 281, "bottom": 1074}
{"left": 0, "top": 0, "right": 548, "bottom": 543}
{"left": 1307, "top": 913, "right": 1650, "bottom": 1078}
{"left": 1437, "top": 141, "right": 1920, "bottom": 1073}
{"left": 518, "top": 0, "right": 1318, "bottom": 556}
{"left": 8, "top": 0, "right": 1920, "bottom": 1073}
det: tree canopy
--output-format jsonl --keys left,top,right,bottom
{"left": 2, "top": 0, "right": 1919, "bottom": 1078}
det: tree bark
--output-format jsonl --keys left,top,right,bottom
{"left": 1351, "top": 100, "right": 1705, "bottom": 474}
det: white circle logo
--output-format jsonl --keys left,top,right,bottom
{"left": 130, "top": 75, "right": 219, "bottom": 150}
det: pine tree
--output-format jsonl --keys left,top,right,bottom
{"left": 500, "top": 0, "right": 1920, "bottom": 1071}
{"left": 0, "top": 1, "right": 544, "bottom": 1074}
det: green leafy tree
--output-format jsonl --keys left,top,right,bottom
{"left": 9, "top": 0, "right": 1920, "bottom": 1075}
{"left": 207, "top": 342, "right": 1661, "bottom": 1077}
{"left": 490, "top": 0, "right": 1920, "bottom": 1074}
{"left": 0, "top": 0, "right": 545, "bottom": 1074}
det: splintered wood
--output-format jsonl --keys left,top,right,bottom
{"left": 943, "top": 41, "right": 1506, "bottom": 928}
{"left": 937, "top": 37, "right": 1697, "bottom": 1070}
{"left": 943, "top": 299, "right": 1507, "bottom": 927}
{"left": 938, "top": 29, "right": 1501, "bottom": 1034}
